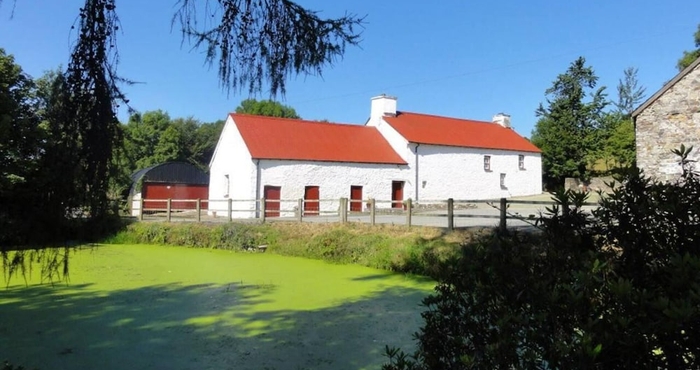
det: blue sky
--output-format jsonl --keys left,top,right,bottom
{"left": 1, "top": 1, "right": 698, "bottom": 137}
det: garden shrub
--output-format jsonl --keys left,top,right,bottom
{"left": 384, "top": 145, "right": 700, "bottom": 369}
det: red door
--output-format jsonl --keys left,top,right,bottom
{"left": 264, "top": 186, "right": 281, "bottom": 217}
{"left": 392, "top": 181, "right": 404, "bottom": 209}
{"left": 350, "top": 186, "right": 363, "bottom": 212}
{"left": 304, "top": 186, "right": 320, "bottom": 216}
{"left": 142, "top": 183, "right": 209, "bottom": 210}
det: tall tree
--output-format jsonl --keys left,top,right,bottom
{"left": 677, "top": 24, "right": 700, "bottom": 71}
{"left": 0, "top": 49, "right": 42, "bottom": 244}
{"left": 594, "top": 68, "right": 645, "bottom": 171}
{"left": 192, "top": 119, "right": 225, "bottom": 166}
{"left": 531, "top": 57, "right": 607, "bottom": 188}
{"left": 124, "top": 110, "right": 172, "bottom": 170}
{"left": 235, "top": 98, "right": 300, "bottom": 118}
{"left": 614, "top": 67, "right": 646, "bottom": 116}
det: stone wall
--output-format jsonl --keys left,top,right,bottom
{"left": 564, "top": 176, "right": 617, "bottom": 193}
{"left": 635, "top": 62, "right": 700, "bottom": 182}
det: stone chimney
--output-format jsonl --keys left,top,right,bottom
{"left": 492, "top": 113, "right": 511, "bottom": 128}
{"left": 370, "top": 94, "right": 397, "bottom": 121}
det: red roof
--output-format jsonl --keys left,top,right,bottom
{"left": 383, "top": 112, "right": 541, "bottom": 153}
{"left": 230, "top": 114, "right": 407, "bottom": 164}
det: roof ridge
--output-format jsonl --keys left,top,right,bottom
{"left": 397, "top": 111, "right": 496, "bottom": 126}
{"left": 230, "top": 113, "right": 363, "bottom": 127}
{"left": 632, "top": 57, "right": 700, "bottom": 117}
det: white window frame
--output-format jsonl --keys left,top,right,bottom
{"left": 518, "top": 155, "right": 525, "bottom": 170}
{"left": 500, "top": 173, "right": 506, "bottom": 188}
{"left": 484, "top": 155, "right": 491, "bottom": 171}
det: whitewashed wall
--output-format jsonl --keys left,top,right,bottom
{"left": 130, "top": 192, "right": 142, "bottom": 217}
{"left": 367, "top": 117, "right": 412, "bottom": 162}
{"left": 208, "top": 116, "right": 257, "bottom": 217}
{"left": 416, "top": 144, "right": 542, "bottom": 200}
{"left": 257, "top": 160, "right": 412, "bottom": 217}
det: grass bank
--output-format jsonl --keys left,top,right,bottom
{"left": 106, "top": 222, "right": 486, "bottom": 278}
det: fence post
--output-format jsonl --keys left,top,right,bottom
{"left": 166, "top": 199, "right": 172, "bottom": 222}
{"left": 447, "top": 198, "right": 454, "bottom": 231}
{"left": 260, "top": 198, "right": 266, "bottom": 223}
{"left": 369, "top": 198, "right": 376, "bottom": 226}
{"left": 196, "top": 199, "right": 202, "bottom": 222}
{"left": 499, "top": 197, "right": 507, "bottom": 233}
{"left": 405, "top": 198, "right": 412, "bottom": 227}
{"left": 297, "top": 198, "right": 303, "bottom": 222}
{"left": 340, "top": 198, "right": 348, "bottom": 223}
{"left": 139, "top": 198, "right": 144, "bottom": 221}
{"left": 228, "top": 198, "right": 233, "bottom": 222}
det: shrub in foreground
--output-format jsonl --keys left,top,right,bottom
{"left": 385, "top": 146, "right": 700, "bottom": 369}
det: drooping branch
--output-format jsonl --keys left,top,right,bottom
{"left": 62, "top": 0, "right": 129, "bottom": 218}
{"left": 174, "top": 0, "right": 365, "bottom": 96}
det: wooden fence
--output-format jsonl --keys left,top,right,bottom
{"left": 132, "top": 197, "right": 598, "bottom": 232}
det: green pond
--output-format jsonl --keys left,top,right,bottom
{"left": 0, "top": 244, "right": 434, "bottom": 370}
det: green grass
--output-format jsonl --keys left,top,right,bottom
{"left": 0, "top": 244, "right": 434, "bottom": 370}
{"left": 106, "top": 222, "right": 483, "bottom": 279}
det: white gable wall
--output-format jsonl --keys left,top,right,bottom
{"left": 257, "top": 160, "right": 411, "bottom": 217}
{"left": 208, "top": 115, "right": 257, "bottom": 217}
{"left": 415, "top": 144, "right": 542, "bottom": 200}
{"left": 366, "top": 109, "right": 418, "bottom": 201}
{"left": 366, "top": 114, "right": 411, "bottom": 163}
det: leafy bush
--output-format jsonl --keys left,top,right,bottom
{"left": 384, "top": 145, "right": 700, "bottom": 369}
{"left": 108, "top": 222, "right": 274, "bottom": 250}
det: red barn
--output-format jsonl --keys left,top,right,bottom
{"left": 130, "top": 162, "right": 209, "bottom": 214}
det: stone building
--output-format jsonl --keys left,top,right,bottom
{"left": 633, "top": 58, "right": 700, "bottom": 182}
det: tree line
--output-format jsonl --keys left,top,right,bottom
{"left": 112, "top": 99, "right": 299, "bottom": 197}
{"left": 0, "top": 47, "right": 300, "bottom": 245}
{"left": 531, "top": 58, "right": 641, "bottom": 189}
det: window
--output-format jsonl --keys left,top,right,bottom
{"left": 223, "top": 174, "right": 230, "bottom": 197}
{"left": 500, "top": 173, "right": 507, "bottom": 188}
{"left": 519, "top": 155, "right": 525, "bottom": 170}
{"left": 484, "top": 155, "right": 491, "bottom": 171}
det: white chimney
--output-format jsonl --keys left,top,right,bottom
{"left": 492, "top": 113, "right": 511, "bottom": 128}
{"left": 370, "top": 94, "right": 397, "bottom": 122}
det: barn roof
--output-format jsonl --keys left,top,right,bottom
{"left": 130, "top": 162, "right": 209, "bottom": 185}
{"left": 382, "top": 111, "right": 541, "bottom": 153}
{"left": 230, "top": 114, "right": 407, "bottom": 165}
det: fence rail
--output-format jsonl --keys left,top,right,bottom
{"left": 132, "top": 196, "right": 598, "bottom": 231}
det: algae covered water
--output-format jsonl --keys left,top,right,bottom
{"left": 0, "top": 244, "right": 433, "bottom": 370}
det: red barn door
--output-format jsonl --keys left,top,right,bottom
{"left": 391, "top": 181, "right": 404, "bottom": 209}
{"left": 350, "top": 186, "right": 363, "bottom": 212}
{"left": 143, "top": 183, "right": 209, "bottom": 210}
{"left": 304, "top": 186, "right": 320, "bottom": 216}
{"left": 264, "top": 186, "right": 281, "bottom": 217}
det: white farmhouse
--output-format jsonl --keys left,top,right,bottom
{"left": 208, "top": 96, "right": 542, "bottom": 218}
{"left": 368, "top": 95, "right": 542, "bottom": 201}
